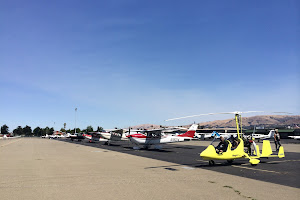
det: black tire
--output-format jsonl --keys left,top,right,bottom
{"left": 227, "top": 160, "right": 233, "bottom": 164}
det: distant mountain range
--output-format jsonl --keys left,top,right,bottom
{"left": 129, "top": 115, "right": 300, "bottom": 130}
{"left": 129, "top": 124, "right": 163, "bottom": 130}
{"left": 198, "top": 115, "right": 300, "bottom": 128}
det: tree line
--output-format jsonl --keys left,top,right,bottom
{"left": 0, "top": 124, "right": 104, "bottom": 137}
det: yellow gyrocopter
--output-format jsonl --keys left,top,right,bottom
{"left": 166, "top": 111, "right": 287, "bottom": 166}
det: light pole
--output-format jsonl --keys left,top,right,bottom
{"left": 75, "top": 108, "right": 77, "bottom": 134}
{"left": 64, "top": 123, "right": 66, "bottom": 134}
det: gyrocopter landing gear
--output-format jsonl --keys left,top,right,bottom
{"left": 209, "top": 160, "right": 215, "bottom": 166}
{"left": 227, "top": 160, "right": 233, "bottom": 164}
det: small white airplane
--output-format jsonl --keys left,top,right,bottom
{"left": 127, "top": 124, "right": 198, "bottom": 149}
{"left": 196, "top": 131, "right": 237, "bottom": 140}
{"left": 41, "top": 134, "right": 49, "bottom": 138}
{"left": 252, "top": 130, "right": 275, "bottom": 142}
{"left": 288, "top": 136, "right": 300, "bottom": 140}
{"left": 194, "top": 132, "right": 214, "bottom": 140}
{"left": 66, "top": 133, "right": 85, "bottom": 141}
{"left": 99, "top": 130, "right": 127, "bottom": 145}
{"left": 86, "top": 129, "right": 129, "bottom": 145}
{"left": 1, "top": 135, "right": 21, "bottom": 139}
{"left": 84, "top": 132, "right": 102, "bottom": 143}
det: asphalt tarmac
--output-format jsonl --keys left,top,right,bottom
{"left": 1, "top": 138, "right": 299, "bottom": 200}
{"left": 59, "top": 138, "right": 300, "bottom": 189}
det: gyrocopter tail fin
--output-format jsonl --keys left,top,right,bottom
{"left": 261, "top": 140, "right": 272, "bottom": 157}
{"left": 278, "top": 146, "right": 285, "bottom": 158}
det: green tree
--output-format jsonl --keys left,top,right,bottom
{"left": 33, "top": 127, "right": 42, "bottom": 137}
{"left": 23, "top": 125, "right": 32, "bottom": 137}
{"left": 60, "top": 128, "right": 66, "bottom": 133}
{"left": 1, "top": 124, "right": 9, "bottom": 135}
{"left": 43, "top": 127, "right": 50, "bottom": 135}
{"left": 13, "top": 126, "right": 23, "bottom": 136}
{"left": 97, "top": 126, "right": 103, "bottom": 132}
{"left": 49, "top": 127, "right": 54, "bottom": 135}
{"left": 74, "top": 128, "right": 81, "bottom": 133}
{"left": 86, "top": 125, "right": 93, "bottom": 132}
{"left": 71, "top": 128, "right": 81, "bottom": 133}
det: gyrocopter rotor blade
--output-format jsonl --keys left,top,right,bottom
{"left": 165, "top": 111, "right": 291, "bottom": 121}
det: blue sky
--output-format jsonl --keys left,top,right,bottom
{"left": 1, "top": 0, "right": 299, "bottom": 131}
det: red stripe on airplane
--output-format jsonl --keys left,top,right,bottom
{"left": 127, "top": 134, "right": 147, "bottom": 138}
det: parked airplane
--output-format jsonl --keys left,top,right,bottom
{"left": 41, "top": 134, "right": 49, "bottom": 138}
{"left": 93, "top": 129, "right": 128, "bottom": 145}
{"left": 86, "top": 132, "right": 101, "bottom": 142}
{"left": 127, "top": 124, "right": 198, "bottom": 149}
{"left": 1, "top": 135, "right": 21, "bottom": 139}
{"left": 252, "top": 130, "right": 275, "bottom": 142}
{"left": 289, "top": 136, "right": 300, "bottom": 140}
{"left": 67, "top": 133, "right": 85, "bottom": 141}
{"left": 210, "top": 131, "right": 238, "bottom": 139}
{"left": 194, "top": 132, "right": 213, "bottom": 140}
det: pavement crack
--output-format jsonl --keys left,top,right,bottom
{"left": 223, "top": 185, "right": 256, "bottom": 200}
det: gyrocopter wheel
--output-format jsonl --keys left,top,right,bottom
{"left": 227, "top": 160, "right": 233, "bottom": 164}
{"left": 209, "top": 160, "right": 215, "bottom": 166}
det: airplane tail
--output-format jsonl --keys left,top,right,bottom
{"left": 268, "top": 130, "right": 275, "bottom": 138}
{"left": 178, "top": 124, "right": 198, "bottom": 138}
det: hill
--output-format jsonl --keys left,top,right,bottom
{"left": 199, "top": 115, "right": 300, "bottom": 128}
{"left": 128, "top": 124, "right": 163, "bottom": 130}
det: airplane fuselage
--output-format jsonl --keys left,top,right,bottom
{"left": 129, "top": 135, "right": 184, "bottom": 145}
